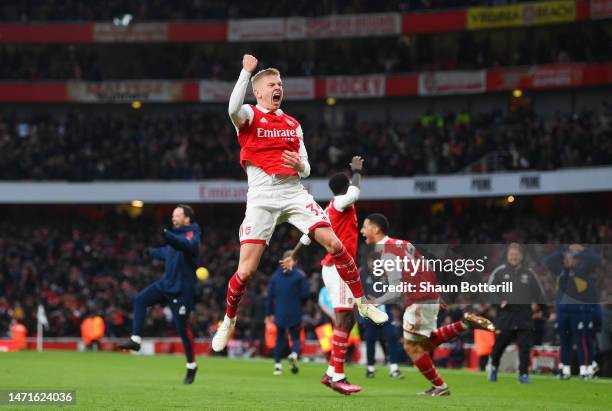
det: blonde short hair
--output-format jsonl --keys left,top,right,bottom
{"left": 251, "top": 68, "right": 281, "bottom": 88}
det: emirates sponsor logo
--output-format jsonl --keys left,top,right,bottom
{"left": 256, "top": 128, "right": 298, "bottom": 138}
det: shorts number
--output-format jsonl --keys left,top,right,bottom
{"left": 306, "top": 203, "right": 328, "bottom": 221}
{"left": 306, "top": 203, "right": 320, "bottom": 216}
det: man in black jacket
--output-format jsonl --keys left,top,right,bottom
{"left": 118, "top": 204, "right": 201, "bottom": 384}
{"left": 487, "top": 243, "right": 547, "bottom": 384}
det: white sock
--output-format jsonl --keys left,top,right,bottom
{"left": 326, "top": 365, "right": 335, "bottom": 377}
{"left": 563, "top": 365, "right": 571, "bottom": 375}
{"left": 436, "top": 383, "right": 448, "bottom": 389}
{"left": 332, "top": 373, "right": 345, "bottom": 382}
{"left": 225, "top": 315, "right": 236, "bottom": 324}
{"left": 275, "top": 363, "right": 282, "bottom": 369}
{"left": 580, "top": 365, "right": 588, "bottom": 375}
{"left": 186, "top": 362, "right": 197, "bottom": 370}
{"left": 587, "top": 365, "right": 594, "bottom": 374}
{"left": 130, "top": 335, "right": 142, "bottom": 344}
{"left": 367, "top": 365, "right": 375, "bottom": 372}
{"left": 390, "top": 363, "right": 399, "bottom": 373}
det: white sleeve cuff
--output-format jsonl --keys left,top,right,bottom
{"left": 299, "top": 234, "right": 312, "bottom": 246}
{"left": 298, "top": 160, "right": 311, "bottom": 178}
{"left": 297, "top": 134, "right": 310, "bottom": 178}
{"left": 228, "top": 70, "right": 253, "bottom": 128}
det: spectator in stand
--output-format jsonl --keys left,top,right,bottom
{"left": 1, "top": 22, "right": 610, "bottom": 80}
{"left": 0, "top": 107, "right": 610, "bottom": 181}
{"left": 0, "top": 1, "right": 539, "bottom": 22}
{"left": 0, "top": 198, "right": 610, "bottom": 372}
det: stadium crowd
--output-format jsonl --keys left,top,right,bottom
{"left": 1, "top": 107, "right": 611, "bottom": 181}
{"left": 0, "top": 198, "right": 609, "bottom": 348}
{"left": 0, "top": 1, "right": 537, "bottom": 22}
{"left": 1, "top": 23, "right": 610, "bottom": 81}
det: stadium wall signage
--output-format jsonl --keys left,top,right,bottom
{"left": 228, "top": 13, "right": 401, "bottom": 42}
{"left": 590, "top": 0, "right": 612, "bottom": 18}
{"left": 0, "top": 1, "right": 595, "bottom": 44}
{"left": 467, "top": 1, "right": 576, "bottom": 30}
{"left": 0, "top": 167, "right": 610, "bottom": 203}
{"left": 1, "top": 62, "right": 609, "bottom": 103}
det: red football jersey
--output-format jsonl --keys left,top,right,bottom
{"left": 381, "top": 237, "right": 439, "bottom": 306}
{"left": 321, "top": 198, "right": 358, "bottom": 266}
{"left": 238, "top": 105, "right": 302, "bottom": 176}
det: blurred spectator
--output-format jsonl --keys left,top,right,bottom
{"left": 0, "top": 107, "right": 610, "bottom": 181}
{"left": 0, "top": 195, "right": 609, "bottom": 345}
{"left": 1, "top": 23, "right": 609, "bottom": 80}
{"left": 0, "top": 1, "right": 538, "bottom": 22}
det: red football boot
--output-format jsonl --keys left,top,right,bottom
{"left": 330, "top": 379, "right": 362, "bottom": 395}
{"left": 321, "top": 374, "right": 332, "bottom": 387}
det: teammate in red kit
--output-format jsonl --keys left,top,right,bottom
{"left": 211, "top": 55, "right": 387, "bottom": 353}
{"left": 282, "top": 156, "right": 364, "bottom": 395}
{"left": 360, "top": 213, "right": 495, "bottom": 397}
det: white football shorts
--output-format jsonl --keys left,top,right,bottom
{"left": 403, "top": 302, "right": 440, "bottom": 341}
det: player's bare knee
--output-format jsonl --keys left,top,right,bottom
{"left": 327, "top": 237, "right": 344, "bottom": 254}
{"left": 337, "top": 311, "right": 354, "bottom": 330}
{"left": 236, "top": 266, "right": 255, "bottom": 281}
{"left": 404, "top": 340, "right": 421, "bottom": 359}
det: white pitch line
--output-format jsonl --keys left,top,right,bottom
{"left": 425, "top": 367, "right": 612, "bottom": 384}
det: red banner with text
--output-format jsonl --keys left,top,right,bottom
{"left": 590, "top": 0, "right": 612, "bottom": 18}
{"left": 0, "top": 2, "right": 605, "bottom": 44}
{"left": 0, "top": 63, "right": 610, "bottom": 103}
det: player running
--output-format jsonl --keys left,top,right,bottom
{"left": 281, "top": 156, "right": 364, "bottom": 395}
{"left": 118, "top": 205, "right": 200, "bottom": 385}
{"left": 360, "top": 213, "right": 495, "bottom": 397}
{"left": 211, "top": 55, "right": 387, "bottom": 353}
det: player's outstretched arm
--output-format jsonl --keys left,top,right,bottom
{"left": 279, "top": 234, "right": 311, "bottom": 272}
{"left": 334, "top": 156, "right": 364, "bottom": 212}
{"left": 228, "top": 54, "right": 258, "bottom": 129}
{"left": 349, "top": 155, "right": 364, "bottom": 188}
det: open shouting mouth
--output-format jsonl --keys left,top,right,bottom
{"left": 272, "top": 91, "right": 282, "bottom": 103}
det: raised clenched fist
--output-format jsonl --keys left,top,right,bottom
{"left": 350, "top": 156, "right": 364, "bottom": 172}
{"left": 243, "top": 54, "right": 258, "bottom": 73}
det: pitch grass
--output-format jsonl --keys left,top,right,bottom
{"left": 0, "top": 351, "right": 610, "bottom": 410}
